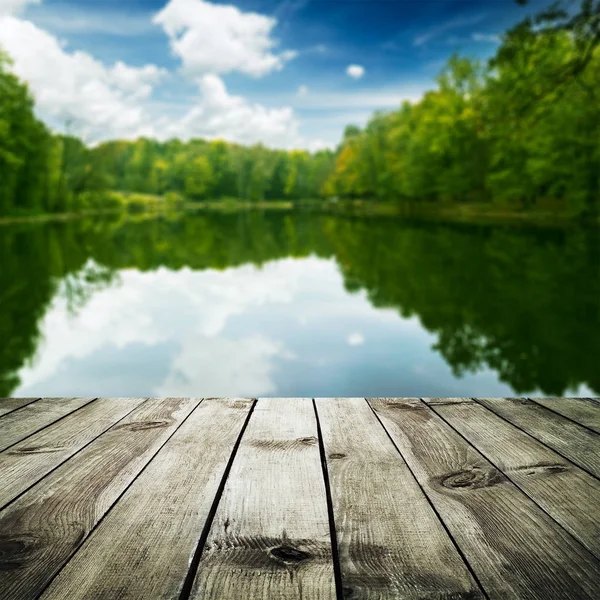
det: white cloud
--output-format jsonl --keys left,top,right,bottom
{"left": 297, "top": 84, "right": 308, "bottom": 97}
{"left": 413, "top": 14, "right": 486, "bottom": 47}
{"left": 346, "top": 64, "right": 365, "bottom": 79}
{"left": 27, "top": 4, "right": 156, "bottom": 36}
{"left": 157, "top": 73, "right": 300, "bottom": 147}
{"left": 0, "top": 16, "right": 166, "bottom": 141}
{"left": 110, "top": 61, "right": 166, "bottom": 100}
{"left": 347, "top": 332, "right": 365, "bottom": 346}
{"left": 0, "top": 3, "right": 330, "bottom": 149}
{"left": 153, "top": 0, "right": 296, "bottom": 78}
{"left": 306, "top": 138, "right": 334, "bottom": 152}
{"left": 293, "top": 87, "right": 425, "bottom": 109}
{"left": 0, "top": 0, "right": 38, "bottom": 17}
{"left": 472, "top": 33, "right": 500, "bottom": 43}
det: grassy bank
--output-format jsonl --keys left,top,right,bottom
{"left": 318, "top": 199, "right": 600, "bottom": 227}
{"left": 0, "top": 192, "right": 296, "bottom": 226}
{"left": 2, "top": 193, "right": 599, "bottom": 228}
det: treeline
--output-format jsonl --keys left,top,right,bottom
{"left": 325, "top": 2, "right": 600, "bottom": 215}
{"left": 0, "top": 50, "right": 336, "bottom": 217}
{"left": 1, "top": 0, "right": 599, "bottom": 217}
{"left": 88, "top": 138, "right": 335, "bottom": 202}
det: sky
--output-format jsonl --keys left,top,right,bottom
{"left": 0, "top": 0, "right": 548, "bottom": 150}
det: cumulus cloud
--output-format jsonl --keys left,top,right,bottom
{"left": 346, "top": 64, "right": 365, "bottom": 79}
{"left": 0, "top": 0, "right": 39, "bottom": 16}
{"left": 297, "top": 84, "right": 308, "bottom": 97}
{"left": 347, "top": 332, "right": 365, "bottom": 346}
{"left": 153, "top": 0, "right": 296, "bottom": 78}
{"left": 0, "top": 2, "right": 325, "bottom": 149}
{"left": 156, "top": 73, "right": 301, "bottom": 147}
{"left": 0, "top": 16, "right": 166, "bottom": 141}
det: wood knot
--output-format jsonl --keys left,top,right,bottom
{"left": 0, "top": 535, "right": 37, "bottom": 571}
{"left": 329, "top": 453, "right": 346, "bottom": 460}
{"left": 516, "top": 462, "right": 569, "bottom": 477}
{"left": 385, "top": 401, "right": 422, "bottom": 410}
{"left": 441, "top": 467, "right": 505, "bottom": 490}
{"left": 231, "top": 400, "right": 250, "bottom": 409}
{"left": 269, "top": 545, "right": 311, "bottom": 564}
{"left": 120, "top": 420, "right": 170, "bottom": 431}
{"left": 515, "top": 398, "right": 535, "bottom": 405}
{"left": 299, "top": 436, "right": 317, "bottom": 445}
{"left": 343, "top": 586, "right": 354, "bottom": 598}
{"left": 9, "top": 446, "right": 63, "bottom": 455}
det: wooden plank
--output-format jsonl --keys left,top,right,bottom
{"left": 0, "top": 398, "right": 40, "bottom": 418}
{"left": 425, "top": 398, "right": 600, "bottom": 561}
{"left": 40, "top": 399, "right": 253, "bottom": 600}
{"left": 0, "top": 397, "right": 95, "bottom": 452}
{"left": 0, "top": 397, "right": 200, "bottom": 600}
{"left": 371, "top": 398, "right": 600, "bottom": 600}
{"left": 0, "top": 397, "right": 145, "bottom": 508}
{"left": 316, "top": 397, "right": 483, "bottom": 599}
{"left": 475, "top": 397, "right": 600, "bottom": 479}
{"left": 529, "top": 397, "right": 600, "bottom": 434}
{"left": 191, "top": 398, "right": 336, "bottom": 600}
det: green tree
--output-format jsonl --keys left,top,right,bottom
{"left": 184, "top": 155, "right": 214, "bottom": 199}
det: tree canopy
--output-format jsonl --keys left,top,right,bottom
{"left": 1, "top": 0, "right": 599, "bottom": 217}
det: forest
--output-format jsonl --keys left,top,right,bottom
{"left": 1, "top": 0, "right": 599, "bottom": 218}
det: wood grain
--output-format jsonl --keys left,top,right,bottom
{"left": 0, "top": 397, "right": 145, "bottom": 508}
{"left": 0, "top": 398, "right": 40, "bottom": 418}
{"left": 191, "top": 398, "right": 336, "bottom": 600}
{"left": 371, "top": 398, "right": 600, "bottom": 599}
{"left": 426, "top": 398, "right": 600, "bottom": 560}
{"left": 0, "top": 397, "right": 200, "bottom": 600}
{"left": 316, "top": 397, "right": 483, "bottom": 599}
{"left": 529, "top": 398, "right": 600, "bottom": 433}
{"left": 0, "top": 397, "right": 94, "bottom": 452}
{"left": 40, "top": 398, "right": 253, "bottom": 600}
{"left": 474, "top": 397, "right": 600, "bottom": 480}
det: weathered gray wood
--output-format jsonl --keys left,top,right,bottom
{"left": 0, "top": 397, "right": 145, "bottom": 508}
{"left": 191, "top": 398, "right": 336, "bottom": 600}
{"left": 529, "top": 398, "right": 600, "bottom": 433}
{"left": 425, "top": 398, "right": 600, "bottom": 561}
{"left": 316, "top": 397, "right": 483, "bottom": 599}
{"left": 0, "top": 397, "right": 94, "bottom": 452}
{"left": 0, "top": 397, "right": 200, "bottom": 600}
{"left": 371, "top": 398, "right": 600, "bottom": 599}
{"left": 40, "top": 398, "right": 253, "bottom": 600}
{"left": 474, "top": 397, "right": 600, "bottom": 479}
{"left": 0, "top": 398, "right": 40, "bottom": 417}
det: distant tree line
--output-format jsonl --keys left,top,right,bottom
{"left": 1, "top": 0, "right": 599, "bottom": 217}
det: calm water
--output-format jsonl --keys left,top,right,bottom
{"left": 2, "top": 208, "right": 599, "bottom": 398}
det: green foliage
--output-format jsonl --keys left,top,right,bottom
{"left": 323, "top": 0, "right": 600, "bottom": 214}
{"left": 1, "top": 0, "right": 599, "bottom": 217}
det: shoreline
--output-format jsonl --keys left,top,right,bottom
{"left": 1, "top": 198, "right": 598, "bottom": 228}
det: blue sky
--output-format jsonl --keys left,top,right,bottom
{"left": 0, "top": 0, "right": 548, "bottom": 149}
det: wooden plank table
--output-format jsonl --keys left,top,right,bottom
{"left": 0, "top": 397, "right": 599, "bottom": 599}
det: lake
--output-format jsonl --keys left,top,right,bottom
{"left": 2, "top": 207, "right": 599, "bottom": 398}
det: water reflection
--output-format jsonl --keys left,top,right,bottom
{"left": 1, "top": 209, "right": 598, "bottom": 397}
